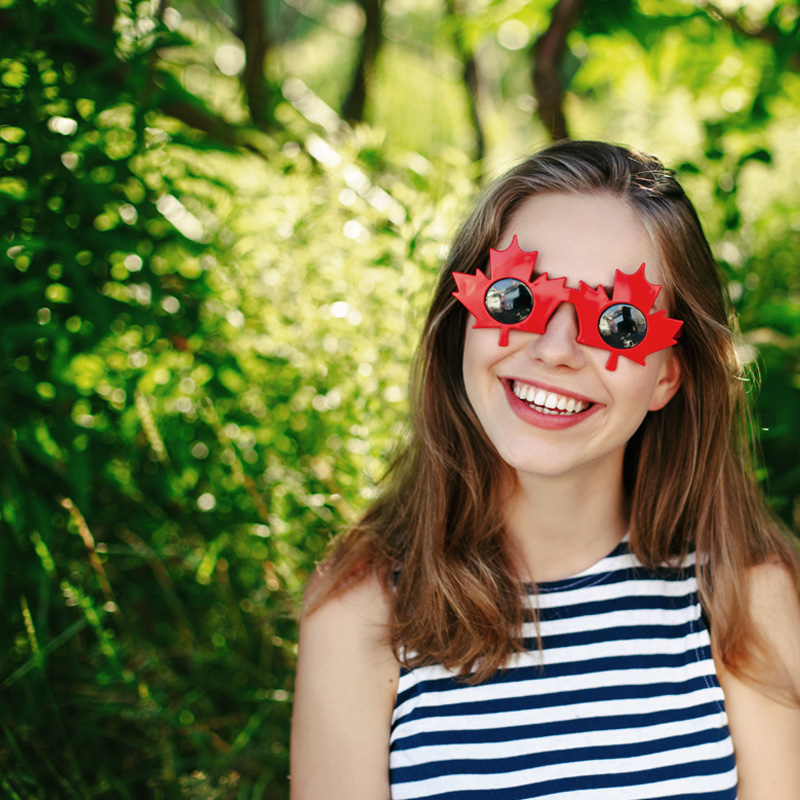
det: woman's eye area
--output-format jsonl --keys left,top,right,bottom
{"left": 481, "top": 281, "right": 651, "bottom": 352}
{"left": 484, "top": 278, "right": 534, "bottom": 323}
{"left": 597, "top": 303, "right": 647, "bottom": 349}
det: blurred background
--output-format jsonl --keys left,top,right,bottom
{"left": 1, "top": 0, "right": 799, "bottom": 796}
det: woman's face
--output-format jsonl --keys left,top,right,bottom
{"left": 461, "top": 192, "right": 682, "bottom": 484}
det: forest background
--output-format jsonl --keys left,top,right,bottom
{"left": 1, "top": 0, "right": 799, "bottom": 797}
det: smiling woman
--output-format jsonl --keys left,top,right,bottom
{"left": 461, "top": 193, "right": 682, "bottom": 483}
{"left": 290, "top": 141, "right": 800, "bottom": 800}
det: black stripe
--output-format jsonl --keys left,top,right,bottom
{"left": 390, "top": 753, "right": 737, "bottom": 800}
{"left": 392, "top": 701, "right": 725, "bottom": 750}
{"left": 391, "top": 726, "right": 732, "bottom": 782}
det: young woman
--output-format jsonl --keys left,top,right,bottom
{"left": 290, "top": 140, "right": 800, "bottom": 799}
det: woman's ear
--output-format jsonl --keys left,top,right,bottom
{"left": 648, "top": 350, "right": 682, "bottom": 411}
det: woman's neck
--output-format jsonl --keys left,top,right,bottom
{"left": 503, "top": 467, "right": 628, "bottom": 583}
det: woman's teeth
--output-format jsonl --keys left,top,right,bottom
{"left": 511, "top": 381, "right": 591, "bottom": 415}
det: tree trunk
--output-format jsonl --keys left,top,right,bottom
{"left": 532, "top": 0, "right": 581, "bottom": 141}
{"left": 235, "top": 0, "right": 273, "bottom": 129}
{"left": 445, "top": 0, "right": 485, "bottom": 163}
{"left": 342, "top": 0, "right": 383, "bottom": 123}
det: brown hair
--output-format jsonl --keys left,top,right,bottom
{"left": 308, "top": 140, "right": 800, "bottom": 694}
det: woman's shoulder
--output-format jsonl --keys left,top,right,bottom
{"left": 741, "top": 560, "right": 800, "bottom": 677}
{"left": 291, "top": 568, "right": 398, "bottom": 798}
{"left": 712, "top": 558, "right": 800, "bottom": 684}
{"left": 714, "top": 560, "right": 800, "bottom": 798}
{"left": 301, "top": 566, "right": 395, "bottom": 651}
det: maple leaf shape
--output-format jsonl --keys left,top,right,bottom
{"left": 572, "top": 264, "right": 683, "bottom": 370}
{"left": 452, "top": 236, "right": 571, "bottom": 346}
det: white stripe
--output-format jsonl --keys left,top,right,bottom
{"left": 398, "top": 633, "right": 708, "bottom": 695}
{"left": 530, "top": 575, "right": 697, "bottom": 610}
{"left": 392, "top": 768, "right": 738, "bottom": 800}
{"left": 396, "top": 658, "right": 719, "bottom": 718}
{"left": 507, "top": 631, "right": 710, "bottom": 669}
{"left": 391, "top": 684, "right": 724, "bottom": 742}
{"left": 391, "top": 740, "right": 733, "bottom": 800}
{"left": 536, "top": 767, "right": 737, "bottom": 800}
{"left": 524, "top": 603, "right": 702, "bottom": 638}
{"left": 393, "top": 712, "right": 729, "bottom": 764}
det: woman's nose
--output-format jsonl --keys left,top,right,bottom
{"left": 525, "top": 302, "right": 586, "bottom": 369}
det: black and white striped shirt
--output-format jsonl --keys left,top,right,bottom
{"left": 390, "top": 540, "right": 737, "bottom": 799}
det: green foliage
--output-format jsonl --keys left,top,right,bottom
{"left": 0, "top": 1, "right": 470, "bottom": 796}
{"left": 2, "top": 0, "right": 800, "bottom": 797}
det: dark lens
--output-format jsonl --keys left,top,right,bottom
{"left": 598, "top": 303, "right": 647, "bottom": 349}
{"left": 485, "top": 278, "right": 533, "bottom": 324}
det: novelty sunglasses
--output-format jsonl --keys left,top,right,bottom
{"left": 452, "top": 236, "right": 683, "bottom": 371}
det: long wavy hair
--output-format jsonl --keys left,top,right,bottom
{"left": 308, "top": 140, "right": 799, "bottom": 695}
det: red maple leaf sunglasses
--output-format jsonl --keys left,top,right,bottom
{"left": 452, "top": 237, "right": 683, "bottom": 371}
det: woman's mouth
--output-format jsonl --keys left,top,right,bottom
{"left": 509, "top": 380, "right": 593, "bottom": 416}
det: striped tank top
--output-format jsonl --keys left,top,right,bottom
{"left": 389, "top": 540, "right": 737, "bottom": 799}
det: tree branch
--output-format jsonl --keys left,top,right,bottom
{"left": 234, "top": 0, "right": 273, "bottom": 129}
{"left": 342, "top": 0, "right": 384, "bottom": 122}
{"left": 445, "top": 0, "right": 485, "bottom": 163}
{"left": 532, "top": 0, "right": 582, "bottom": 141}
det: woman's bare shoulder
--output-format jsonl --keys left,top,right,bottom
{"left": 303, "top": 565, "right": 393, "bottom": 634}
{"left": 739, "top": 560, "right": 800, "bottom": 679}
{"left": 718, "top": 560, "right": 800, "bottom": 800}
{"left": 290, "top": 569, "right": 398, "bottom": 799}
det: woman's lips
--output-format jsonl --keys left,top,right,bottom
{"left": 502, "top": 379, "right": 600, "bottom": 429}
{"left": 510, "top": 380, "right": 591, "bottom": 414}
